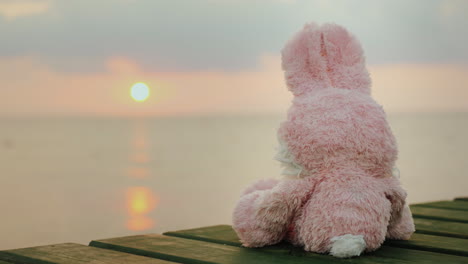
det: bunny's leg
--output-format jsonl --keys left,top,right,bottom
{"left": 297, "top": 178, "right": 390, "bottom": 258}
{"left": 297, "top": 200, "right": 380, "bottom": 258}
{"left": 386, "top": 204, "right": 415, "bottom": 240}
{"left": 231, "top": 178, "right": 280, "bottom": 247}
{"left": 384, "top": 177, "right": 415, "bottom": 240}
{"left": 232, "top": 177, "right": 315, "bottom": 247}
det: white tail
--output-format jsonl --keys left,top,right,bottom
{"left": 330, "top": 234, "right": 366, "bottom": 258}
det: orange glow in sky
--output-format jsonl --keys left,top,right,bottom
{"left": 1, "top": 0, "right": 468, "bottom": 116}
{"left": 1, "top": 55, "right": 467, "bottom": 116}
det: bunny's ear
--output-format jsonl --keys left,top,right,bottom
{"left": 320, "top": 23, "right": 371, "bottom": 94}
{"left": 281, "top": 23, "right": 371, "bottom": 97}
{"left": 281, "top": 23, "right": 329, "bottom": 97}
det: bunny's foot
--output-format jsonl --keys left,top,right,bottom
{"left": 386, "top": 204, "right": 415, "bottom": 240}
{"left": 233, "top": 190, "right": 284, "bottom": 247}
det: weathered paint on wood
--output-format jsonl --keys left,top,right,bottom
{"left": 164, "top": 225, "right": 241, "bottom": 247}
{"left": 414, "top": 218, "right": 468, "bottom": 239}
{"left": 165, "top": 228, "right": 468, "bottom": 263}
{"left": 90, "top": 230, "right": 468, "bottom": 264}
{"left": 90, "top": 232, "right": 468, "bottom": 264}
{"left": 412, "top": 201, "right": 468, "bottom": 211}
{"left": 386, "top": 233, "right": 468, "bottom": 257}
{"left": 410, "top": 206, "right": 468, "bottom": 223}
{"left": 164, "top": 225, "right": 468, "bottom": 257}
{"left": 90, "top": 234, "right": 335, "bottom": 264}
{"left": 0, "top": 243, "right": 175, "bottom": 264}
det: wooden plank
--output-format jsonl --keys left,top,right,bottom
{"left": 165, "top": 225, "right": 468, "bottom": 257}
{"left": 90, "top": 235, "right": 334, "bottom": 264}
{"left": 414, "top": 218, "right": 468, "bottom": 239}
{"left": 90, "top": 234, "right": 431, "bottom": 264}
{"left": 410, "top": 206, "right": 468, "bottom": 223}
{"left": 387, "top": 233, "right": 468, "bottom": 257}
{"left": 164, "top": 225, "right": 241, "bottom": 247}
{"left": 90, "top": 231, "right": 468, "bottom": 264}
{"left": 0, "top": 243, "right": 175, "bottom": 264}
{"left": 412, "top": 201, "right": 468, "bottom": 211}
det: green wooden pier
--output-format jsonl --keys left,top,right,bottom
{"left": 1, "top": 197, "right": 468, "bottom": 263}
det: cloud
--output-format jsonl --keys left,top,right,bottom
{"left": 0, "top": 0, "right": 467, "bottom": 72}
{"left": 0, "top": 0, "right": 51, "bottom": 21}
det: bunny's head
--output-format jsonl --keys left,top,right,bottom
{"left": 275, "top": 23, "right": 397, "bottom": 179}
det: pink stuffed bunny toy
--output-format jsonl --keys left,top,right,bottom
{"left": 232, "top": 22, "right": 415, "bottom": 258}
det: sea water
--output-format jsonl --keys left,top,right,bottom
{"left": 0, "top": 113, "right": 467, "bottom": 250}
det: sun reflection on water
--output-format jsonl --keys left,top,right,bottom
{"left": 125, "top": 119, "right": 157, "bottom": 231}
{"left": 129, "top": 152, "right": 150, "bottom": 164}
{"left": 127, "top": 187, "right": 156, "bottom": 215}
{"left": 127, "top": 217, "right": 154, "bottom": 231}
{"left": 126, "top": 187, "right": 158, "bottom": 230}
{"left": 127, "top": 167, "right": 150, "bottom": 179}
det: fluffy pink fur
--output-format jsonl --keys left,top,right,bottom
{"left": 232, "top": 23, "right": 415, "bottom": 257}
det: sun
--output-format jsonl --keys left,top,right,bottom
{"left": 131, "top": 82, "right": 150, "bottom": 102}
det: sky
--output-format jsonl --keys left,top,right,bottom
{"left": 0, "top": 0, "right": 467, "bottom": 116}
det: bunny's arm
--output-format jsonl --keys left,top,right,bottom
{"left": 232, "top": 177, "right": 315, "bottom": 247}
{"left": 384, "top": 177, "right": 415, "bottom": 240}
